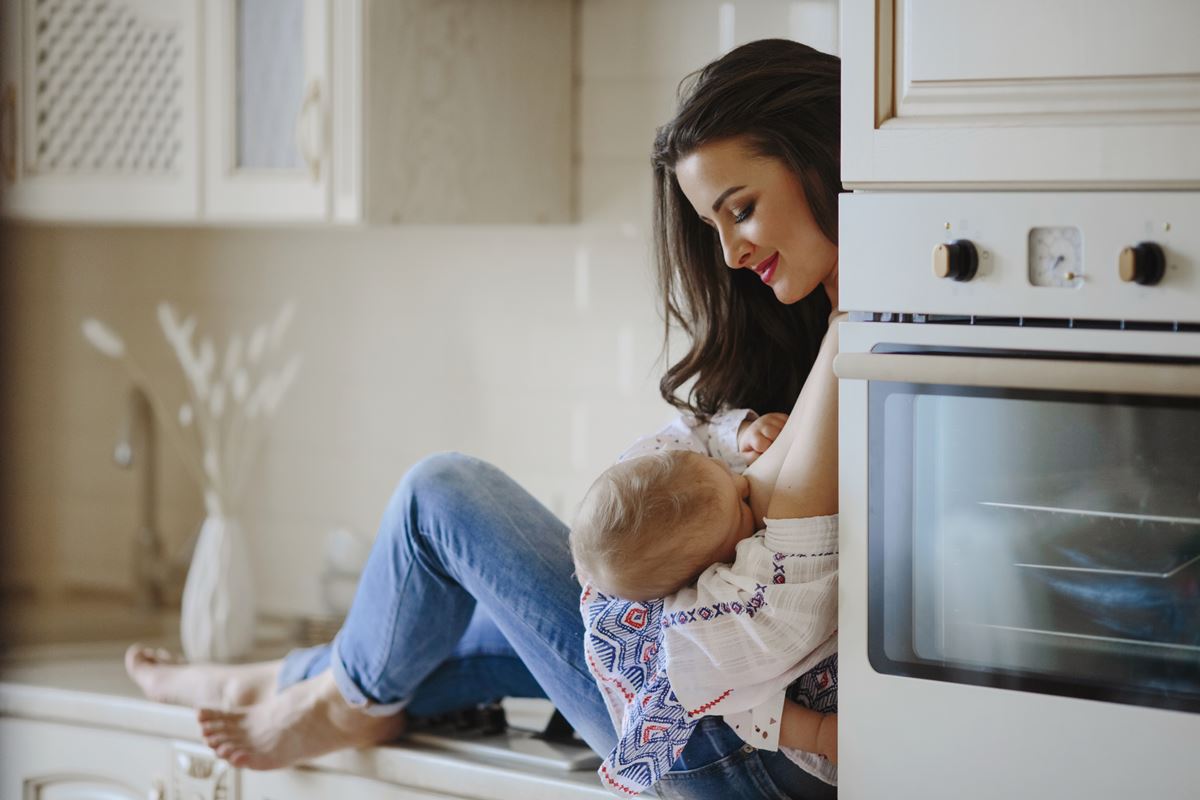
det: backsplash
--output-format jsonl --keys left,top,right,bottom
{"left": 0, "top": 0, "right": 837, "bottom": 616}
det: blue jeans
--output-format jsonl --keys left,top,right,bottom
{"left": 279, "top": 453, "right": 835, "bottom": 798}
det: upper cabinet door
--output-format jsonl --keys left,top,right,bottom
{"left": 205, "top": 0, "right": 329, "bottom": 221}
{"left": 842, "top": 0, "right": 1200, "bottom": 188}
{"left": 0, "top": 0, "right": 200, "bottom": 220}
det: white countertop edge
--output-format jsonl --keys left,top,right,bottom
{"left": 0, "top": 680, "right": 610, "bottom": 799}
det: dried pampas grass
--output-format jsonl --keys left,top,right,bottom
{"left": 82, "top": 302, "right": 302, "bottom": 516}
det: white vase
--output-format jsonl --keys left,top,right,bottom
{"left": 180, "top": 492, "right": 256, "bottom": 663}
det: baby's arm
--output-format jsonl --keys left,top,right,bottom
{"left": 781, "top": 700, "right": 838, "bottom": 764}
{"left": 744, "top": 319, "right": 841, "bottom": 523}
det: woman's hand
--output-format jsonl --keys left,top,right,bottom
{"left": 779, "top": 701, "right": 837, "bottom": 765}
{"left": 816, "top": 713, "right": 838, "bottom": 765}
{"left": 737, "top": 412, "right": 788, "bottom": 463}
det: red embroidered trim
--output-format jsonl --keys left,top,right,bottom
{"left": 687, "top": 689, "right": 733, "bottom": 717}
{"left": 587, "top": 651, "right": 635, "bottom": 702}
{"left": 599, "top": 763, "right": 639, "bottom": 795}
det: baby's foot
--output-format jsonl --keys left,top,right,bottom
{"left": 124, "top": 644, "right": 280, "bottom": 709}
{"left": 198, "top": 671, "right": 406, "bottom": 770}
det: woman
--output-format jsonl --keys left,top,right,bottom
{"left": 126, "top": 38, "right": 841, "bottom": 798}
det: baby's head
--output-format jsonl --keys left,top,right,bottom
{"left": 570, "top": 450, "right": 756, "bottom": 601}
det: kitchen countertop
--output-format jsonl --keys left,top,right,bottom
{"left": 0, "top": 637, "right": 608, "bottom": 800}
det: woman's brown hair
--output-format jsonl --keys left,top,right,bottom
{"left": 652, "top": 39, "right": 839, "bottom": 418}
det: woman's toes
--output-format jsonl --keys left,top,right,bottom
{"left": 124, "top": 644, "right": 148, "bottom": 671}
{"left": 153, "top": 648, "right": 179, "bottom": 664}
{"left": 197, "top": 707, "right": 224, "bottom": 723}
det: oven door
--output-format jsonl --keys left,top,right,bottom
{"left": 836, "top": 346, "right": 1200, "bottom": 713}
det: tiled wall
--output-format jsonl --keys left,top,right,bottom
{"left": 0, "top": 0, "right": 837, "bottom": 617}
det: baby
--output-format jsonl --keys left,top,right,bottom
{"left": 571, "top": 323, "right": 841, "bottom": 796}
{"left": 570, "top": 448, "right": 759, "bottom": 602}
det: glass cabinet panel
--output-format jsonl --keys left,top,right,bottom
{"left": 869, "top": 369, "right": 1200, "bottom": 712}
{"left": 205, "top": 0, "right": 326, "bottom": 220}
{"left": 235, "top": 0, "right": 305, "bottom": 170}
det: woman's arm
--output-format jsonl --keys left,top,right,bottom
{"left": 765, "top": 318, "right": 839, "bottom": 520}
{"left": 744, "top": 318, "right": 841, "bottom": 523}
{"left": 780, "top": 700, "right": 837, "bottom": 764}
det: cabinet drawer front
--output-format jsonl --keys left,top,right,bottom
{"left": 243, "top": 769, "right": 449, "bottom": 800}
{"left": 843, "top": 0, "right": 1200, "bottom": 187}
{"left": 899, "top": 0, "right": 1200, "bottom": 119}
{"left": 0, "top": 718, "right": 172, "bottom": 800}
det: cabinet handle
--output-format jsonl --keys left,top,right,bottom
{"left": 177, "top": 750, "right": 215, "bottom": 779}
{"left": 1, "top": 82, "right": 15, "bottom": 183}
{"left": 295, "top": 79, "right": 323, "bottom": 182}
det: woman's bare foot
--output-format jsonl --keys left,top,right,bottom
{"left": 124, "top": 644, "right": 281, "bottom": 709}
{"left": 198, "top": 671, "right": 406, "bottom": 769}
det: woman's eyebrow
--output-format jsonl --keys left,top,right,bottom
{"left": 711, "top": 185, "right": 746, "bottom": 213}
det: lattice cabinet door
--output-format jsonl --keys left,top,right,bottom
{"left": 0, "top": 0, "right": 201, "bottom": 220}
{"left": 204, "top": 0, "right": 330, "bottom": 221}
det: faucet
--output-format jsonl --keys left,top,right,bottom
{"left": 115, "top": 386, "right": 165, "bottom": 609}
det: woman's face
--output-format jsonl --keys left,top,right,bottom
{"left": 675, "top": 136, "right": 838, "bottom": 306}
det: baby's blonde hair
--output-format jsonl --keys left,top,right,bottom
{"left": 570, "top": 450, "right": 719, "bottom": 601}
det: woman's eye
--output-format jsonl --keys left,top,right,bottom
{"left": 733, "top": 203, "right": 755, "bottom": 223}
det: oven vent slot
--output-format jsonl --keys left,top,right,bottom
{"left": 849, "top": 311, "right": 1200, "bottom": 333}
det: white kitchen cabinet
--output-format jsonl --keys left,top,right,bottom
{"left": 207, "top": 0, "right": 573, "bottom": 224}
{"left": 842, "top": 0, "right": 1200, "bottom": 188}
{"left": 335, "top": 0, "right": 573, "bottom": 224}
{"left": 0, "top": 718, "right": 174, "bottom": 800}
{"left": 0, "top": 0, "right": 202, "bottom": 221}
{"left": 0, "top": 0, "right": 571, "bottom": 224}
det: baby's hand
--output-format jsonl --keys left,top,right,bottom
{"left": 737, "top": 412, "right": 788, "bottom": 462}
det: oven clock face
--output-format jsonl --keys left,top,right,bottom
{"left": 1028, "top": 226, "right": 1083, "bottom": 287}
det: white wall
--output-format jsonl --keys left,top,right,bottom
{"left": 0, "top": 0, "right": 838, "bottom": 617}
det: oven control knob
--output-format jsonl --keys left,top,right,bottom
{"left": 932, "top": 240, "right": 979, "bottom": 282}
{"left": 1118, "top": 242, "right": 1166, "bottom": 286}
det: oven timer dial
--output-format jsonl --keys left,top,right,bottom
{"left": 1028, "top": 226, "right": 1082, "bottom": 288}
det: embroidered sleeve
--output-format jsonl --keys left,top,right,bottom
{"left": 617, "top": 408, "right": 756, "bottom": 473}
{"left": 581, "top": 584, "right": 700, "bottom": 797}
{"left": 660, "top": 516, "right": 840, "bottom": 723}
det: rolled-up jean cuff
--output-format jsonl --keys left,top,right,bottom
{"left": 330, "top": 636, "right": 409, "bottom": 718}
{"left": 277, "top": 644, "right": 329, "bottom": 692}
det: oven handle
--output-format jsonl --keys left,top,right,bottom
{"left": 833, "top": 353, "right": 1200, "bottom": 397}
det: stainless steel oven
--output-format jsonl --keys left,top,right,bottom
{"left": 836, "top": 192, "right": 1200, "bottom": 799}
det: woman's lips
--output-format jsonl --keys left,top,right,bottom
{"left": 754, "top": 252, "right": 779, "bottom": 284}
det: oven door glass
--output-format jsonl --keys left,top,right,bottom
{"left": 869, "top": 369, "right": 1200, "bottom": 712}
